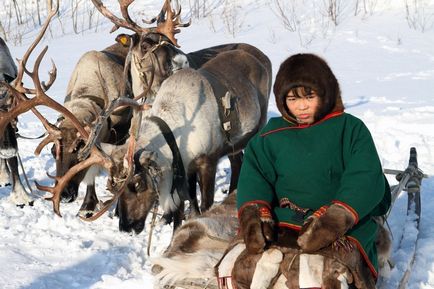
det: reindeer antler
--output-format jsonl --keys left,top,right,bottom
{"left": 91, "top": 0, "right": 190, "bottom": 47}
{"left": 78, "top": 97, "right": 150, "bottom": 222}
{"left": 0, "top": 0, "right": 118, "bottom": 217}
{"left": 155, "top": 0, "right": 191, "bottom": 47}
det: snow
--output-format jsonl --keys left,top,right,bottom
{"left": 1, "top": 0, "right": 434, "bottom": 288}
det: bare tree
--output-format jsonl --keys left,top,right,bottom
{"left": 272, "top": 0, "right": 298, "bottom": 32}
{"left": 222, "top": 0, "right": 245, "bottom": 37}
{"left": 12, "top": 0, "right": 23, "bottom": 25}
{"left": 188, "top": 0, "right": 225, "bottom": 19}
{"left": 405, "top": 0, "right": 434, "bottom": 32}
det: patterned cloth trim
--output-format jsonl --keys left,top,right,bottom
{"left": 347, "top": 236, "right": 378, "bottom": 279}
{"left": 260, "top": 111, "right": 344, "bottom": 137}
{"left": 332, "top": 200, "right": 360, "bottom": 224}
{"left": 237, "top": 200, "right": 271, "bottom": 219}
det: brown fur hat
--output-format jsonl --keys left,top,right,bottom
{"left": 273, "top": 53, "right": 344, "bottom": 123}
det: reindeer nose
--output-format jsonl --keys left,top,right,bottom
{"left": 119, "top": 217, "right": 145, "bottom": 234}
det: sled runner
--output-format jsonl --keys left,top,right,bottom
{"left": 151, "top": 147, "right": 427, "bottom": 289}
{"left": 378, "top": 147, "right": 427, "bottom": 289}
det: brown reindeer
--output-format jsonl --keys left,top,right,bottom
{"left": 91, "top": 0, "right": 272, "bottom": 220}
{"left": 42, "top": 41, "right": 132, "bottom": 217}
{"left": 150, "top": 192, "right": 392, "bottom": 289}
{"left": 152, "top": 192, "right": 238, "bottom": 285}
{"left": 0, "top": 0, "right": 122, "bottom": 219}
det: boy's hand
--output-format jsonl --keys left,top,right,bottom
{"left": 297, "top": 204, "right": 355, "bottom": 252}
{"left": 239, "top": 204, "right": 275, "bottom": 254}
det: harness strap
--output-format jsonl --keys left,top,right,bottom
{"left": 100, "top": 50, "right": 125, "bottom": 66}
{"left": 147, "top": 115, "right": 187, "bottom": 200}
{"left": 199, "top": 69, "right": 238, "bottom": 146}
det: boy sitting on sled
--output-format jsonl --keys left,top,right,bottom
{"left": 217, "top": 53, "right": 391, "bottom": 289}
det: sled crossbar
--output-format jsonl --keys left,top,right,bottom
{"left": 382, "top": 147, "right": 427, "bottom": 289}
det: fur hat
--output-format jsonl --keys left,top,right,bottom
{"left": 273, "top": 53, "right": 344, "bottom": 123}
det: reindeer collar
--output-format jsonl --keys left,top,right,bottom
{"left": 147, "top": 115, "right": 187, "bottom": 201}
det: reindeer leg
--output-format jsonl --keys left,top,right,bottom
{"left": 7, "top": 156, "right": 33, "bottom": 207}
{"left": 78, "top": 165, "right": 102, "bottom": 217}
{"left": 0, "top": 159, "right": 11, "bottom": 186}
{"left": 78, "top": 184, "right": 99, "bottom": 218}
{"left": 228, "top": 151, "right": 243, "bottom": 194}
{"left": 197, "top": 156, "right": 217, "bottom": 213}
{"left": 187, "top": 171, "right": 200, "bottom": 218}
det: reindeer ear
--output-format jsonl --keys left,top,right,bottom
{"left": 115, "top": 34, "right": 131, "bottom": 47}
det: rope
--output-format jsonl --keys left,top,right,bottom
{"left": 147, "top": 202, "right": 160, "bottom": 256}
{"left": 17, "top": 152, "right": 35, "bottom": 196}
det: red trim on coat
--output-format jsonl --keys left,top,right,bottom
{"left": 237, "top": 200, "right": 271, "bottom": 219}
{"left": 260, "top": 111, "right": 344, "bottom": 137}
{"left": 278, "top": 222, "right": 302, "bottom": 231}
{"left": 332, "top": 200, "right": 360, "bottom": 225}
{"left": 347, "top": 236, "right": 378, "bottom": 279}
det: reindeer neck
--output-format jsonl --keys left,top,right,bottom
{"left": 137, "top": 118, "right": 174, "bottom": 166}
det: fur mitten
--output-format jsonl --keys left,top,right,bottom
{"left": 239, "top": 204, "right": 275, "bottom": 254}
{"left": 297, "top": 204, "right": 355, "bottom": 253}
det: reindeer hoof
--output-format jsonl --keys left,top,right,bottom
{"left": 77, "top": 210, "right": 95, "bottom": 219}
{"left": 0, "top": 182, "right": 11, "bottom": 187}
{"left": 15, "top": 200, "right": 33, "bottom": 208}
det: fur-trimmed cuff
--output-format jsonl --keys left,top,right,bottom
{"left": 238, "top": 200, "right": 271, "bottom": 219}
{"left": 312, "top": 205, "right": 329, "bottom": 218}
{"left": 332, "top": 200, "right": 359, "bottom": 225}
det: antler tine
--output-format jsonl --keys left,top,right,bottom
{"left": 91, "top": 0, "right": 153, "bottom": 34}
{"left": 42, "top": 59, "right": 57, "bottom": 92}
{"left": 34, "top": 124, "right": 61, "bottom": 157}
{"left": 15, "top": 0, "right": 59, "bottom": 94}
{"left": 36, "top": 147, "right": 114, "bottom": 217}
{"left": 119, "top": 0, "right": 137, "bottom": 26}
{"left": 155, "top": 0, "right": 191, "bottom": 47}
{"left": 156, "top": 0, "right": 170, "bottom": 24}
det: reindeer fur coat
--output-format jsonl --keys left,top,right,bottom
{"left": 237, "top": 54, "right": 391, "bottom": 279}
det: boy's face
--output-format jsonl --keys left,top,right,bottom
{"left": 285, "top": 89, "right": 320, "bottom": 125}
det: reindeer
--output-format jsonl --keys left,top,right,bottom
{"left": 91, "top": 0, "right": 273, "bottom": 214}
{"left": 0, "top": 0, "right": 122, "bottom": 219}
{"left": 27, "top": 0, "right": 269, "bottom": 232}
{"left": 151, "top": 192, "right": 238, "bottom": 287}
{"left": 151, "top": 192, "right": 392, "bottom": 289}
{"left": 40, "top": 41, "right": 132, "bottom": 217}
{"left": 0, "top": 37, "right": 33, "bottom": 206}
{"left": 93, "top": 45, "right": 271, "bottom": 233}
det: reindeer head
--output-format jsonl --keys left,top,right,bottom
{"left": 91, "top": 0, "right": 190, "bottom": 100}
{"left": 102, "top": 143, "right": 160, "bottom": 234}
{"left": 0, "top": 0, "right": 119, "bottom": 217}
{"left": 49, "top": 100, "right": 109, "bottom": 202}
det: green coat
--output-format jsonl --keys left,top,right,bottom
{"left": 237, "top": 112, "right": 391, "bottom": 277}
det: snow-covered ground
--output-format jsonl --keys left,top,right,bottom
{"left": 1, "top": 0, "right": 434, "bottom": 288}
